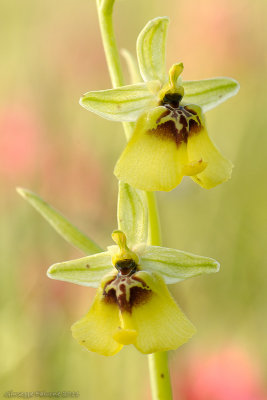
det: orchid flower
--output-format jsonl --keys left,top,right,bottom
{"left": 18, "top": 185, "right": 219, "bottom": 356}
{"left": 80, "top": 17, "right": 239, "bottom": 191}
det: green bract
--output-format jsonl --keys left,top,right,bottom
{"left": 80, "top": 17, "right": 239, "bottom": 192}
{"left": 17, "top": 188, "right": 102, "bottom": 255}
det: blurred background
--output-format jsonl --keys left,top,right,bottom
{"left": 0, "top": 0, "right": 266, "bottom": 399}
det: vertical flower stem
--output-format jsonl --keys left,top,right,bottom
{"left": 95, "top": 1, "right": 173, "bottom": 398}
{"left": 148, "top": 351, "right": 173, "bottom": 400}
{"left": 146, "top": 191, "right": 161, "bottom": 247}
{"left": 96, "top": 0, "right": 124, "bottom": 88}
{"left": 146, "top": 192, "right": 173, "bottom": 400}
{"left": 96, "top": 0, "right": 133, "bottom": 141}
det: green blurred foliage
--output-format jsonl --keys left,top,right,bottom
{"left": 0, "top": 0, "right": 266, "bottom": 398}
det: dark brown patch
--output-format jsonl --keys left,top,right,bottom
{"left": 115, "top": 259, "right": 137, "bottom": 276}
{"left": 132, "top": 276, "right": 149, "bottom": 288}
{"left": 103, "top": 287, "right": 117, "bottom": 305}
{"left": 184, "top": 106, "right": 197, "bottom": 115}
{"left": 181, "top": 107, "right": 193, "bottom": 118}
{"left": 156, "top": 109, "right": 171, "bottom": 124}
{"left": 160, "top": 374, "right": 164, "bottom": 378}
{"left": 130, "top": 286, "right": 152, "bottom": 308}
{"left": 188, "top": 119, "right": 201, "bottom": 134}
{"left": 103, "top": 275, "right": 152, "bottom": 313}
{"left": 179, "top": 115, "right": 188, "bottom": 139}
{"left": 149, "top": 120, "right": 179, "bottom": 143}
{"left": 161, "top": 93, "right": 183, "bottom": 108}
{"left": 148, "top": 105, "right": 202, "bottom": 147}
{"left": 85, "top": 264, "right": 90, "bottom": 269}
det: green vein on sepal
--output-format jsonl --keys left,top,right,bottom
{"left": 79, "top": 82, "right": 157, "bottom": 122}
{"left": 137, "top": 16, "right": 169, "bottom": 83}
{"left": 47, "top": 252, "right": 113, "bottom": 287}
{"left": 182, "top": 77, "right": 240, "bottom": 112}
{"left": 141, "top": 245, "right": 220, "bottom": 284}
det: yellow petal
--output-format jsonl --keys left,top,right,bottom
{"left": 114, "top": 108, "right": 187, "bottom": 192}
{"left": 187, "top": 124, "right": 233, "bottom": 189}
{"left": 131, "top": 272, "right": 196, "bottom": 354}
{"left": 182, "top": 159, "right": 207, "bottom": 176}
{"left": 71, "top": 285, "right": 123, "bottom": 356}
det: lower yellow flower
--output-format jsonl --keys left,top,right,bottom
{"left": 71, "top": 270, "right": 195, "bottom": 356}
{"left": 48, "top": 230, "right": 219, "bottom": 356}
{"left": 114, "top": 104, "right": 233, "bottom": 192}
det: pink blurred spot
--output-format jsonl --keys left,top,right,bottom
{"left": 175, "top": 346, "right": 267, "bottom": 400}
{"left": 0, "top": 104, "right": 42, "bottom": 179}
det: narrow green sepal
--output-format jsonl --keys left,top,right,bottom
{"left": 117, "top": 182, "right": 148, "bottom": 248}
{"left": 17, "top": 188, "right": 102, "bottom": 255}
{"left": 137, "top": 16, "right": 169, "bottom": 83}
{"left": 141, "top": 246, "right": 220, "bottom": 284}
{"left": 182, "top": 77, "right": 240, "bottom": 112}
{"left": 47, "top": 252, "right": 114, "bottom": 287}
{"left": 79, "top": 82, "right": 158, "bottom": 122}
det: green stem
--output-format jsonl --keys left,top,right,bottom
{"left": 146, "top": 191, "right": 162, "bottom": 247}
{"left": 148, "top": 352, "right": 173, "bottom": 400}
{"left": 146, "top": 192, "right": 173, "bottom": 400}
{"left": 96, "top": 0, "right": 124, "bottom": 88}
{"left": 96, "top": 0, "right": 133, "bottom": 140}
{"left": 95, "top": 1, "right": 173, "bottom": 398}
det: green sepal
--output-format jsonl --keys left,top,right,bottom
{"left": 47, "top": 252, "right": 114, "bottom": 287}
{"left": 79, "top": 82, "right": 158, "bottom": 122}
{"left": 141, "top": 245, "right": 220, "bottom": 284}
{"left": 182, "top": 77, "right": 240, "bottom": 112}
{"left": 17, "top": 188, "right": 102, "bottom": 255}
{"left": 117, "top": 182, "right": 148, "bottom": 247}
{"left": 137, "top": 17, "right": 169, "bottom": 83}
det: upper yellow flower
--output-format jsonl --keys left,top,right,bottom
{"left": 80, "top": 17, "right": 239, "bottom": 191}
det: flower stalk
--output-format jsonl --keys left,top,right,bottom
{"left": 18, "top": 1, "right": 239, "bottom": 399}
{"left": 96, "top": 0, "right": 133, "bottom": 141}
{"left": 96, "top": 0, "right": 173, "bottom": 398}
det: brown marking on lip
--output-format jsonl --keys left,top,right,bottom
{"left": 181, "top": 107, "right": 193, "bottom": 118}
{"left": 188, "top": 118, "right": 201, "bottom": 134}
{"left": 179, "top": 115, "right": 188, "bottom": 139}
{"left": 156, "top": 109, "right": 171, "bottom": 124}
{"left": 130, "top": 286, "right": 152, "bottom": 308}
{"left": 148, "top": 105, "right": 202, "bottom": 146}
{"left": 132, "top": 276, "right": 149, "bottom": 288}
{"left": 184, "top": 106, "right": 197, "bottom": 115}
{"left": 103, "top": 274, "right": 152, "bottom": 313}
{"left": 103, "top": 287, "right": 117, "bottom": 305}
{"left": 148, "top": 119, "right": 186, "bottom": 147}
{"left": 85, "top": 264, "right": 90, "bottom": 269}
{"left": 149, "top": 119, "right": 178, "bottom": 140}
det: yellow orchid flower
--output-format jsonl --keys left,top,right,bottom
{"left": 48, "top": 229, "right": 219, "bottom": 356}
{"left": 18, "top": 185, "right": 220, "bottom": 356}
{"left": 80, "top": 17, "right": 239, "bottom": 191}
